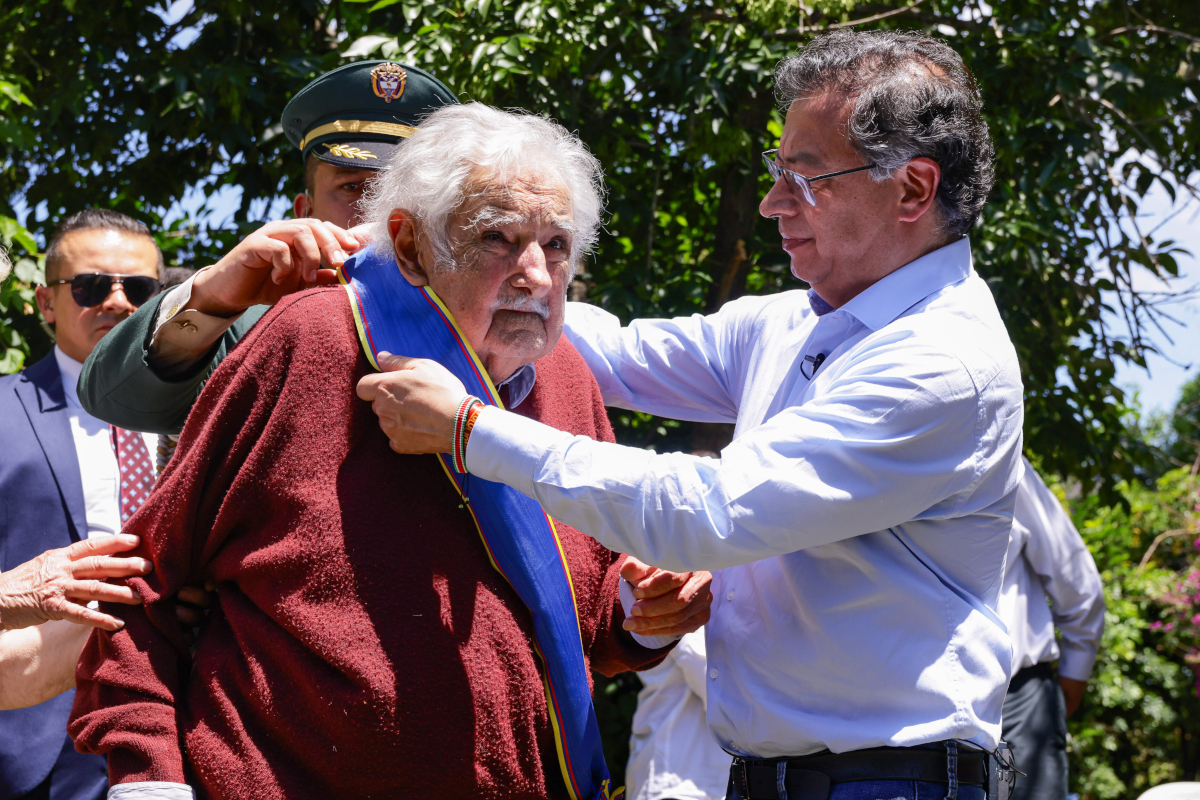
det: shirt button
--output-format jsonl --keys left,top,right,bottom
{"left": 727, "top": 590, "right": 735, "bottom": 601}
{"left": 709, "top": 667, "right": 719, "bottom": 679}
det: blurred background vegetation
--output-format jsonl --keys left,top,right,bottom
{"left": 1, "top": 0, "right": 1198, "bottom": 795}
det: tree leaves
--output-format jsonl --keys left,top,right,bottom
{"left": 0, "top": 0, "right": 1197, "bottom": 498}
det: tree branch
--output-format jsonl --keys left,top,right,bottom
{"left": 698, "top": 0, "right": 987, "bottom": 40}
{"left": 1105, "top": 25, "right": 1200, "bottom": 46}
{"left": 1138, "top": 528, "right": 1194, "bottom": 572}
{"left": 1094, "top": 96, "right": 1161, "bottom": 157}
{"left": 770, "top": 0, "right": 932, "bottom": 40}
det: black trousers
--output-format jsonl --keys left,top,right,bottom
{"left": 1002, "top": 662, "right": 1068, "bottom": 800}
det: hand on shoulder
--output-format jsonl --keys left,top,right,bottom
{"left": 189, "top": 219, "right": 365, "bottom": 317}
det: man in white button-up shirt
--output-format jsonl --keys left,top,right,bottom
{"left": 365, "top": 29, "right": 1023, "bottom": 800}
{"left": 998, "top": 458, "right": 1104, "bottom": 800}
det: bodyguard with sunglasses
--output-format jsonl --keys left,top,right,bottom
{"left": 0, "top": 209, "right": 165, "bottom": 800}
{"left": 366, "top": 30, "right": 1024, "bottom": 800}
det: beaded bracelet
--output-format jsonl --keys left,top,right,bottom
{"left": 452, "top": 395, "right": 484, "bottom": 473}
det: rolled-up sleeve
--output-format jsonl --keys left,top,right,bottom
{"left": 468, "top": 337, "right": 989, "bottom": 573}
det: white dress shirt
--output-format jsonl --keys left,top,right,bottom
{"left": 999, "top": 457, "right": 1104, "bottom": 681}
{"left": 628, "top": 627, "right": 731, "bottom": 800}
{"left": 55, "top": 347, "right": 158, "bottom": 537}
{"left": 467, "top": 237, "right": 1024, "bottom": 757}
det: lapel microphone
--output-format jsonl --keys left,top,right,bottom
{"left": 801, "top": 352, "right": 826, "bottom": 380}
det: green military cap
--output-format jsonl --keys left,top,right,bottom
{"left": 282, "top": 60, "right": 458, "bottom": 170}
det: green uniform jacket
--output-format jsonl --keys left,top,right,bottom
{"left": 79, "top": 294, "right": 269, "bottom": 435}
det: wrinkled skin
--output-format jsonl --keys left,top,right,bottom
{"left": 0, "top": 535, "right": 151, "bottom": 632}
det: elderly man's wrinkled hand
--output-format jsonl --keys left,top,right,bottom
{"left": 620, "top": 556, "right": 712, "bottom": 638}
{"left": 357, "top": 352, "right": 469, "bottom": 455}
{"left": 0, "top": 534, "right": 152, "bottom": 632}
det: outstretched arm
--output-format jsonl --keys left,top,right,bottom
{"left": 79, "top": 219, "right": 359, "bottom": 434}
{"left": 358, "top": 339, "right": 1019, "bottom": 572}
{"left": 561, "top": 300, "right": 754, "bottom": 423}
{"left": 0, "top": 621, "right": 90, "bottom": 710}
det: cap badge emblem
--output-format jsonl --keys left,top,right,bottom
{"left": 370, "top": 63, "right": 407, "bottom": 103}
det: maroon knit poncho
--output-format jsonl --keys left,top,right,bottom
{"left": 69, "top": 287, "right": 667, "bottom": 799}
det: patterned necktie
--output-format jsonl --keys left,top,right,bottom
{"left": 110, "top": 425, "right": 156, "bottom": 525}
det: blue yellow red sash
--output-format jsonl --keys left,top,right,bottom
{"left": 339, "top": 246, "right": 620, "bottom": 800}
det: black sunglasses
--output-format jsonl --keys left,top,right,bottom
{"left": 46, "top": 273, "right": 162, "bottom": 308}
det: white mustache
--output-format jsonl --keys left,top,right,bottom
{"left": 492, "top": 294, "right": 551, "bottom": 320}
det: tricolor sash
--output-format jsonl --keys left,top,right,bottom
{"left": 339, "top": 246, "right": 620, "bottom": 800}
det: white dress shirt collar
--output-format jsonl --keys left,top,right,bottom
{"left": 496, "top": 363, "right": 536, "bottom": 409}
{"left": 836, "top": 236, "right": 973, "bottom": 331}
{"left": 54, "top": 345, "right": 85, "bottom": 404}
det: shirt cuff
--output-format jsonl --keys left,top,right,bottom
{"left": 619, "top": 577, "right": 682, "bottom": 650}
{"left": 147, "top": 267, "right": 241, "bottom": 379}
{"left": 108, "top": 783, "right": 196, "bottom": 800}
{"left": 1056, "top": 643, "right": 1098, "bottom": 682}
{"left": 465, "top": 406, "right": 568, "bottom": 494}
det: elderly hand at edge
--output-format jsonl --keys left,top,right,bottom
{"left": 0, "top": 534, "right": 152, "bottom": 632}
{"left": 621, "top": 557, "right": 712, "bottom": 638}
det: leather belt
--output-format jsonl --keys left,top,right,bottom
{"left": 731, "top": 743, "right": 988, "bottom": 800}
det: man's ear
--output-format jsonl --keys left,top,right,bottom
{"left": 897, "top": 157, "right": 941, "bottom": 224}
{"left": 293, "top": 193, "right": 310, "bottom": 219}
{"left": 389, "top": 209, "right": 430, "bottom": 287}
{"left": 34, "top": 285, "right": 56, "bottom": 325}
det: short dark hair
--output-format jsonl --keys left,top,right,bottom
{"left": 774, "top": 30, "right": 995, "bottom": 238}
{"left": 44, "top": 209, "right": 164, "bottom": 282}
{"left": 162, "top": 266, "right": 196, "bottom": 290}
{"left": 304, "top": 153, "right": 321, "bottom": 197}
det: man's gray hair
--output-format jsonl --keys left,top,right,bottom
{"left": 775, "top": 30, "right": 995, "bottom": 238}
{"left": 364, "top": 103, "right": 605, "bottom": 272}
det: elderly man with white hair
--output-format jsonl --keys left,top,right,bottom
{"left": 68, "top": 104, "right": 712, "bottom": 800}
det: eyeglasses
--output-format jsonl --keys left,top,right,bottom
{"left": 46, "top": 273, "right": 162, "bottom": 308}
{"left": 761, "top": 149, "right": 876, "bottom": 207}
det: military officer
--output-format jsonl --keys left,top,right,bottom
{"left": 78, "top": 61, "right": 456, "bottom": 434}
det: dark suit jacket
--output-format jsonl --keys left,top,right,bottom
{"left": 0, "top": 354, "right": 107, "bottom": 800}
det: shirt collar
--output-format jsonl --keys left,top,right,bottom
{"left": 830, "top": 237, "right": 973, "bottom": 332}
{"left": 497, "top": 363, "right": 537, "bottom": 409}
{"left": 53, "top": 345, "right": 84, "bottom": 407}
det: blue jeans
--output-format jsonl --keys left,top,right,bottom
{"left": 727, "top": 776, "right": 987, "bottom": 800}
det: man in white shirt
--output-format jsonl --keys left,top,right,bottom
{"left": 997, "top": 458, "right": 1105, "bottom": 800}
{"left": 360, "top": 29, "right": 1023, "bottom": 800}
{"left": 627, "top": 626, "right": 731, "bottom": 800}
{"left": 0, "top": 209, "right": 164, "bottom": 800}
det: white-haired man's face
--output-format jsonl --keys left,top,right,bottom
{"left": 388, "top": 170, "right": 575, "bottom": 384}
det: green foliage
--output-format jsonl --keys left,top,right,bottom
{"left": 1068, "top": 460, "right": 1200, "bottom": 797}
{"left": 0, "top": 1, "right": 1197, "bottom": 789}
{"left": 0, "top": 213, "right": 45, "bottom": 373}
{"left": 1166, "top": 374, "right": 1200, "bottom": 468}
{"left": 1, "top": 0, "right": 1196, "bottom": 498}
